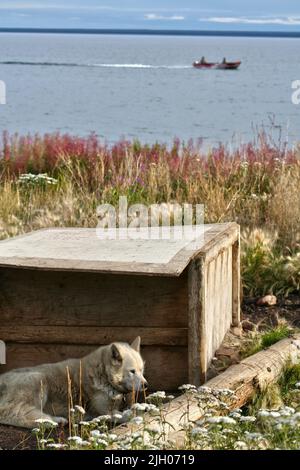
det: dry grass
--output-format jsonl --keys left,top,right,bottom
{"left": 0, "top": 132, "right": 299, "bottom": 295}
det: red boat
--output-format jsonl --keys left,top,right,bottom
{"left": 193, "top": 61, "right": 241, "bottom": 70}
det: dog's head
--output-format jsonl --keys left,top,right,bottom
{"left": 105, "top": 337, "right": 147, "bottom": 393}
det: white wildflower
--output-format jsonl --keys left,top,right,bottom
{"left": 217, "top": 388, "right": 235, "bottom": 396}
{"left": 131, "top": 403, "right": 148, "bottom": 412}
{"left": 68, "top": 436, "right": 83, "bottom": 443}
{"left": 206, "top": 417, "right": 222, "bottom": 424}
{"left": 239, "top": 416, "right": 256, "bottom": 423}
{"left": 75, "top": 405, "right": 86, "bottom": 415}
{"left": 191, "top": 427, "right": 208, "bottom": 436}
{"left": 220, "top": 417, "right": 236, "bottom": 425}
{"left": 146, "top": 391, "right": 166, "bottom": 399}
{"left": 112, "top": 413, "right": 123, "bottom": 421}
{"left": 244, "top": 432, "right": 263, "bottom": 441}
{"left": 96, "top": 439, "right": 108, "bottom": 447}
{"left": 77, "top": 440, "right": 91, "bottom": 447}
{"left": 35, "top": 418, "right": 58, "bottom": 427}
{"left": 90, "top": 430, "right": 101, "bottom": 438}
{"left": 131, "top": 403, "right": 159, "bottom": 413}
{"left": 178, "top": 384, "right": 197, "bottom": 391}
{"left": 269, "top": 411, "right": 281, "bottom": 418}
{"left": 234, "top": 441, "right": 248, "bottom": 450}
{"left": 121, "top": 409, "right": 133, "bottom": 421}
{"left": 258, "top": 410, "right": 269, "bottom": 418}
{"left": 147, "top": 425, "right": 161, "bottom": 435}
{"left": 198, "top": 386, "right": 212, "bottom": 394}
{"left": 131, "top": 416, "right": 144, "bottom": 425}
{"left": 279, "top": 407, "right": 295, "bottom": 416}
{"left": 92, "top": 415, "right": 111, "bottom": 423}
{"left": 47, "top": 443, "right": 67, "bottom": 449}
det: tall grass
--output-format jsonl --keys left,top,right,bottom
{"left": 0, "top": 131, "right": 299, "bottom": 296}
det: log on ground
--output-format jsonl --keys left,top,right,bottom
{"left": 114, "top": 334, "right": 300, "bottom": 443}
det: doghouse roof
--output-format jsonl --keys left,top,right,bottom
{"left": 0, "top": 224, "right": 238, "bottom": 276}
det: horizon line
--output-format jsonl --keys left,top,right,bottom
{"left": 1, "top": 27, "right": 300, "bottom": 38}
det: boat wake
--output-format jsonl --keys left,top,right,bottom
{"left": 0, "top": 61, "right": 192, "bottom": 69}
{"left": 93, "top": 63, "right": 192, "bottom": 69}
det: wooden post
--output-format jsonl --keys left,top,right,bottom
{"left": 188, "top": 257, "right": 206, "bottom": 386}
{"left": 232, "top": 234, "right": 241, "bottom": 327}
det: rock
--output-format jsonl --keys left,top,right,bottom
{"left": 231, "top": 326, "right": 243, "bottom": 337}
{"left": 241, "top": 320, "right": 257, "bottom": 332}
{"left": 257, "top": 295, "right": 277, "bottom": 306}
{"left": 270, "top": 311, "right": 280, "bottom": 327}
{"left": 215, "top": 346, "right": 240, "bottom": 364}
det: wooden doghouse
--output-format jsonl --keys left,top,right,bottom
{"left": 0, "top": 223, "right": 240, "bottom": 391}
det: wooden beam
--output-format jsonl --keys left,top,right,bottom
{"left": 188, "top": 258, "right": 205, "bottom": 386}
{"left": 232, "top": 235, "right": 241, "bottom": 327}
{"left": 0, "top": 326, "right": 187, "bottom": 346}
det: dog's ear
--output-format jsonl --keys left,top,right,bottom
{"left": 111, "top": 344, "right": 122, "bottom": 363}
{"left": 131, "top": 336, "right": 141, "bottom": 353}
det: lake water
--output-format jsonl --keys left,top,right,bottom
{"left": 0, "top": 33, "right": 300, "bottom": 146}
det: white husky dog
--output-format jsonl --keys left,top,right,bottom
{"left": 0, "top": 337, "right": 147, "bottom": 429}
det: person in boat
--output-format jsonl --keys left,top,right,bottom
{"left": 222, "top": 57, "right": 227, "bottom": 64}
{"left": 200, "top": 56, "right": 206, "bottom": 64}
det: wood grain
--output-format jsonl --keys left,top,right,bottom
{"left": 188, "top": 258, "right": 205, "bottom": 386}
{"left": 0, "top": 269, "right": 188, "bottom": 327}
{"left": 232, "top": 236, "right": 241, "bottom": 327}
{"left": 0, "top": 326, "right": 187, "bottom": 346}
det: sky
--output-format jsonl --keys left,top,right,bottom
{"left": 1, "top": 1, "right": 300, "bottom": 31}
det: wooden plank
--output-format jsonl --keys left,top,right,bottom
{"left": 0, "top": 269, "right": 188, "bottom": 328}
{"left": 200, "top": 223, "right": 239, "bottom": 263}
{"left": 0, "top": 326, "right": 187, "bottom": 346}
{"left": 0, "top": 225, "right": 234, "bottom": 277}
{"left": 188, "top": 258, "right": 205, "bottom": 386}
{"left": 232, "top": 236, "right": 241, "bottom": 327}
{"left": 0, "top": 344, "right": 188, "bottom": 392}
{"left": 204, "top": 247, "right": 233, "bottom": 366}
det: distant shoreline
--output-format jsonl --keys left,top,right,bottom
{"left": 1, "top": 28, "right": 300, "bottom": 38}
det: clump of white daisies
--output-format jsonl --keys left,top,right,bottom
{"left": 18, "top": 173, "right": 58, "bottom": 188}
{"left": 32, "top": 380, "right": 300, "bottom": 450}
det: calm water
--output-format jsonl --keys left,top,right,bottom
{"left": 0, "top": 33, "right": 300, "bottom": 146}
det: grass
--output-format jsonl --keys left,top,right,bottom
{"left": 261, "top": 325, "right": 291, "bottom": 348}
{"left": 241, "top": 325, "right": 292, "bottom": 359}
{"left": 0, "top": 131, "right": 299, "bottom": 297}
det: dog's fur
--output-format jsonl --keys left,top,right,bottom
{"left": 0, "top": 337, "right": 146, "bottom": 429}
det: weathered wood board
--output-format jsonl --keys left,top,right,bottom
{"left": 0, "top": 225, "right": 227, "bottom": 276}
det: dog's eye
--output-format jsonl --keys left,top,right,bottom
{"left": 130, "top": 369, "right": 136, "bottom": 374}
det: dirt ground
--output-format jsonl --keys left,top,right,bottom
{"left": 0, "top": 295, "right": 299, "bottom": 450}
